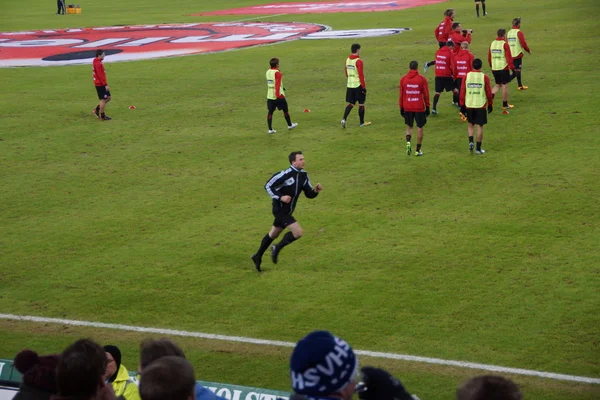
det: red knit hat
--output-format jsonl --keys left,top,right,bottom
{"left": 14, "top": 350, "right": 59, "bottom": 393}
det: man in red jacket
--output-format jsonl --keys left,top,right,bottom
{"left": 92, "top": 49, "right": 112, "bottom": 121}
{"left": 399, "top": 61, "right": 430, "bottom": 157}
{"left": 507, "top": 17, "right": 532, "bottom": 90}
{"left": 488, "top": 28, "right": 515, "bottom": 114}
{"left": 460, "top": 58, "right": 493, "bottom": 154}
{"left": 453, "top": 41, "right": 475, "bottom": 108}
{"left": 424, "top": 9, "right": 455, "bottom": 72}
{"left": 449, "top": 23, "right": 472, "bottom": 54}
{"left": 431, "top": 41, "right": 455, "bottom": 114}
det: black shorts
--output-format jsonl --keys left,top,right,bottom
{"left": 513, "top": 57, "right": 523, "bottom": 69}
{"left": 492, "top": 69, "right": 511, "bottom": 85}
{"left": 95, "top": 86, "right": 111, "bottom": 100}
{"left": 403, "top": 111, "right": 427, "bottom": 128}
{"left": 455, "top": 78, "right": 463, "bottom": 91}
{"left": 267, "top": 98, "right": 288, "bottom": 113}
{"left": 466, "top": 108, "right": 487, "bottom": 126}
{"left": 474, "top": 0, "right": 485, "bottom": 2}
{"left": 435, "top": 77, "right": 455, "bottom": 93}
{"left": 273, "top": 212, "right": 296, "bottom": 229}
{"left": 346, "top": 86, "right": 366, "bottom": 104}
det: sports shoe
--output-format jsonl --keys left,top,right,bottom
{"left": 469, "top": 142, "right": 474, "bottom": 152}
{"left": 505, "top": 104, "right": 515, "bottom": 109}
{"left": 92, "top": 108, "right": 100, "bottom": 119}
{"left": 268, "top": 129, "right": 277, "bottom": 134}
{"left": 475, "top": 149, "right": 486, "bottom": 155}
{"left": 251, "top": 254, "right": 262, "bottom": 272}
{"left": 423, "top": 63, "right": 429, "bottom": 73}
{"left": 270, "top": 245, "right": 279, "bottom": 264}
{"left": 415, "top": 150, "right": 423, "bottom": 157}
{"left": 360, "top": 121, "right": 372, "bottom": 127}
{"left": 406, "top": 142, "right": 412, "bottom": 156}
{"left": 288, "top": 122, "right": 298, "bottom": 130}
{"left": 101, "top": 115, "right": 112, "bottom": 121}
{"left": 484, "top": 12, "right": 488, "bottom": 16}
{"left": 341, "top": 119, "right": 346, "bottom": 129}
{"left": 518, "top": 86, "right": 529, "bottom": 90}
{"left": 431, "top": 109, "right": 438, "bottom": 115}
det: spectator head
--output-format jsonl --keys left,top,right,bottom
{"left": 103, "top": 345, "right": 122, "bottom": 382}
{"left": 457, "top": 375, "right": 522, "bottom": 400}
{"left": 452, "top": 22, "right": 462, "bottom": 31}
{"left": 512, "top": 18, "right": 521, "bottom": 27}
{"left": 409, "top": 61, "right": 418, "bottom": 70}
{"left": 461, "top": 41, "right": 470, "bottom": 50}
{"left": 497, "top": 28, "right": 507, "bottom": 38}
{"left": 56, "top": 339, "right": 106, "bottom": 398}
{"left": 472, "top": 58, "right": 483, "bottom": 70}
{"left": 139, "top": 356, "right": 196, "bottom": 400}
{"left": 356, "top": 367, "right": 415, "bottom": 400}
{"left": 14, "top": 350, "right": 60, "bottom": 394}
{"left": 444, "top": 8, "right": 455, "bottom": 18}
{"left": 139, "top": 338, "right": 186, "bottom": 372}
{"left": 270, "top": 57, "right": 279, "bottom": 68}
{"left": 290, "top": 330, "right": 358, "bottom": 400}
{"left": 351, "top": 43, "right": 361, "bottom": 54}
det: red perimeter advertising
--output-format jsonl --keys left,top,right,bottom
{"left": 195, "top": 0, "right": 446, "bottom": 15}
{"left": 0, "top": 22, "right": 326, "bottom": 67}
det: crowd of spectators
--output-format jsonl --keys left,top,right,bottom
{"left": 11, "top": 331, "right": 522, "bottom": 400}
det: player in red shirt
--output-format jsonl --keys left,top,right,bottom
{"left": 399, "top": 61, "right": 430, "bottom": 156}
{"left": 453, "top": 41, "right": 475, "bottom": 108}
{"left": 508, "top": 17, "right": 532, "bottom": 90}
{"left": 424, "top": 9, "right": 455, "bottom": 72}
{"left": 449, "top": 23, "right": 472, "bottom": 54}
{"left": 488, "top": 29, "right": 515, "bottom": 114}
{"left": 341, "top": 43, "right": 370, "bottom": 128}
{"left": 459, "top": 58, "right": 493, "bottom": 154}
{"left": 431, "top": 41, "right": 455, "bottom": 114}
{"left": 92, "top": 49, "right": 112, "bottom": 121}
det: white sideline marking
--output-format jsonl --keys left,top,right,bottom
{"left": 1, "top": 313, "right": 599, "bottom": 385}
{"left": 233, "top": 13, "right": 289, "bottom": 22}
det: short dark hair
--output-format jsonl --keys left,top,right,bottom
{"left": 447, "top": 40, "right": 454, "bottom": 47}
{"left": 351, "top": 43, "right": 361, "bottom": 53}
{"left": 444, "top": 8, "right": 454, "bottom": 17}
{"left": 457, "top": 375, "right": 522, "bottom": 400}
{"left": 56, "top": 339, "right": 106, "bottom": 397}
{"left": 512, "top": 17, "right": 521, "bottom": 26}
{"left": 95, "top": 49, "right": 104, "bottom": 57}
{"left": 472, "top": 58, "right": 482, "bottom": 70}
{"left": 289, "top": 151, "right": 303, "bottom": 164}
{"left": 497, "top": 28, "right": 507, "bottom": 37}
{"left": 409, "top": 61, "right": 418, "bottom": 70}
{"left": 140, "top": 338, "right": 186, "bottom": 371}
{"left": 140, "top": 356, "right": 195, "bottom": 400}
{"left": 269, "top": 57, "right": 279, "bottom": 68}
{"left": 452, "top": 22, "right": 461, "bottom": 30}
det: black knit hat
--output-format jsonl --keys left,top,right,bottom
{"left": 14, "top": 350, "right": 59, "bottom": 394}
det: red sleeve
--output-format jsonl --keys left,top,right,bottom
{"left": 518, "top": 31, "right": 530, "bottom": 53}
{"left": 422, "top": 77, "right": 430, "bottom": 108}
{"left": 344, "top": 60, "right": 348, "bottom": 78}
{"left": 274, "top": 71, "right": 283, "bottom": 98}
{"left": 94, "top": 61, "right": 107, "bottom": 86}
{"left": 399, "top": 77, "right": 404, "bottom": 108}
{"left": 444, "top": 20, "right": 453, "bottom": 39}
{"left": 488, "top": 48, "right": 492, "bottom": 68}
{"left": 485, "top": 75, "right": 493, "bottom": 106}
{"left": 504, "top": 42, "right": 514, "bottom": 69}
{"left": 465, "top": 33, "right": 472, "bottom": 44}
{"left": 356, "top": 59, "right": 366, "bottom": 88}
{"left": 459, "top": 76, "right": 466, "bottom": 106}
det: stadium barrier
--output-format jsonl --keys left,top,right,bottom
{"left": 0, "top": 359, "right": 289, "bottom": 400}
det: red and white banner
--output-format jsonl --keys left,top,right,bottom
{"left": 194, "top": 0, "right": 446, "bottom": 16}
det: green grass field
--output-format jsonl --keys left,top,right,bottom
{"left": 1, "top": 0, "right": 599, "bottom": 399}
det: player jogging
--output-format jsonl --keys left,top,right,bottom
{"left": 92, "top": 49, "right": 112, "bottom": 121}
{"left": 460, "top": 58, "right": 493, "bottom": 154}
{"left": 251, "top": 151, "right": 323, "bottom": 272}
{"left": 507, "top": 18, "right": 531, "bottom": 90}
{"left": 400, "top": 61, "right": 430, "bottom": 157}
{"left": 424, "top": 9, "right": 455, "bottom": 72}
{"left": 431, "top": 41, "right": 455, "bottom": 114}
{"left": 453, "top": 41, "right": 475, "bottom": 113}
{"left": 489, "top": 29, "right": 515, "bottom": 114}
{"left": 341, "top": 44, "right": 371, "bottom": 128}
{"left": 266, "top": 58, "right": 298, "bottom": 134}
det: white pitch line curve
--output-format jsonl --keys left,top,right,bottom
{"left": 1, "top": 313, "right": 598, "bottom": 385}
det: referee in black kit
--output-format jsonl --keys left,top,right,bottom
{"left": 251, "top": 151, "right": 323, "bottom": 272}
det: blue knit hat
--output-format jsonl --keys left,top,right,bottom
{"left": 290, "top": 331, "right": 358, "bottom": 396}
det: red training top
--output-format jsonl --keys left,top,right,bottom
{"left": 453, "top": 49, "right": 474, "bottom": 79}
{"left": 434, "top": 46, "right": 454, "bottom": 78}
{"left": 92, "top": 57, "right": 107, "bottom": 86}
{"left": 459, "top": 70, "right": 493, "bottom": 109}
{"left": 512, "top": 26, "right": 531, "bottom": 59}
{"left": 399, "top": 70, "right": 430, "bottom": 112}
{"left": 435, "top": 16, "right": 453, "bottom": 43}
{"left": 449, "top": 31, "right": 471, "bottom": 53}
{"left": 488, "top": 38, "right": 515, "bottom": 71}
{"left": 270, "top": 68, "right": 285, "bottom": 98}
{"left": 345, "top": 54, "right": 366, "bottom": 88}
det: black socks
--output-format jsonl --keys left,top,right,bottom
{"left": 343, "top": 104, "right": 353, "bottom": 120}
